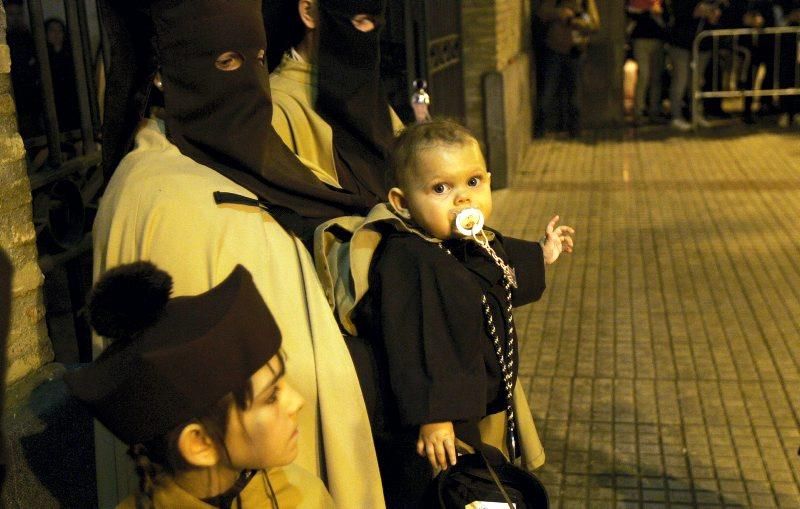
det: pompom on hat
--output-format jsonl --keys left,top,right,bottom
{"left": 65, "top": 263, "right": 282, "bottom": 445}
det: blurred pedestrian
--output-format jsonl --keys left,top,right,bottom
{"left": 731, "top": 0, "right": 778, "bottom": 123}
{"left": 44, "top": 18, "right": 81, "bottom": 131}
{"left": 628, "top": 0, "right": 670, "bottom": 123}
{"left": 667, "top": 0, "right": 722, "bottom": 131}
{"left": 535, "top": 0, "right": 600, "bottom": 137}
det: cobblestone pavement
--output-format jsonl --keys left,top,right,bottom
{"left": 492, "top": 126, "right": 800, "bottom": 508}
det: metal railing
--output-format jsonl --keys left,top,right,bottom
{"left": 691, "top": 26, "right": 800, "bottom": 127}
{"left": 9, "top": 0, "right": 107, "bottom": 362}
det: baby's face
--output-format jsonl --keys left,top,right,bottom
{"left": 400, "top": 141, "right": 492, "bottom": 240}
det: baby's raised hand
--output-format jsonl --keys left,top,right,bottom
{"left": 417, "top": 421, "right": 457, "bottom": 470}
{"left": 541, "top": 215, "right": 575, "bottom": 264}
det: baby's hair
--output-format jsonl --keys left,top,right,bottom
{"left": 390, "top": 118, "right": 480, "bottom": 189}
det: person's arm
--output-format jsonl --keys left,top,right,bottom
{"left": 497, "top": 235, "right": 547, "bottom": 307}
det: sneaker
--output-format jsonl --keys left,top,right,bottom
{"left": 695, "top": 116, "right": 712, "bottom": 128}
{"left": 671, "top": 118, "right": 692, "bottom": 131}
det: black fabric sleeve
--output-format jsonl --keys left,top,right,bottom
{"left": 374, "top": 236, "right": 488, "bottom": 427}
{"left": 501, "top": 236, "right": 547, "bottom": 307}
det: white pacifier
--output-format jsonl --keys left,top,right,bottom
{"left": 454, "top": 207, "right": 485, "bottom": 237}
{"left": 453, "top": 207, "right": 518, "bottom": 288}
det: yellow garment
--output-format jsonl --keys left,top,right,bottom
{"left": 93, "top": 118, "right": 384, "bottom": 508}
{"left": 478, "top": 388, "right": 546, "bottom": 471}
{"left": 116, "top": 466, "right": 335, "bottom": 509}
{"left": 270, "top": 53, "right": 404, "bottom": 189}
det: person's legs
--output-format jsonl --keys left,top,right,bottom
{"left": 564, "top": 52, "right": 584, "bottom": 136}
{"left": 633, "top": 38, "right": 655, "bottom": 118}
{"left": 536, "top": 48, "right": 565, "bottom": 136}
{"left": 692, "top": 50, "right": 711, "bottom": 124}
{"left": 668, "top": 46, "right": 690, "bottom": 118}
{"left": 668, "top": 45, "right": 691, "bottom": 129}
{"left": 737, "top": 42, "right": 759, "bottom": 123}
{"left": 648, "top": 40, "right": 666, "bottom": 118}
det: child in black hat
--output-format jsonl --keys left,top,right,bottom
{"left": 66, "top": 262, "right": 333, "bottom": 508}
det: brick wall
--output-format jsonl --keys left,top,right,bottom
{"left": 1, "top": 5, "right": 54, "bottom": 385}
{"left": 461, "top": 0, "right": 533, "bottom": 187}
{"left": 462, "top": 0, "right": 498, "bottom": 148}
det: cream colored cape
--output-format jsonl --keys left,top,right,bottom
{"left": 92, "top": 118, "right": 384, "bottom": 508}
{"left": 270, "top": 53, "right": 404, "bottom": 189}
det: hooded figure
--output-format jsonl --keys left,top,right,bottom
{"left": 102, "top": 0, "right": 381, "bottom": 242}
{"left": 93, "top": 0, "right": 384, "bottom": 506}
{"left": 265, "top": 0, "right": 400, "bottom": 208}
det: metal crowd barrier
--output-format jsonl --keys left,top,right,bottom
{"left": 691, "top": 26, "right": 800, "bottom": 128}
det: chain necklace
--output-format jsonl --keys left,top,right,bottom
{"left": 438, "top": 240, "right": 520, "bottom": 460}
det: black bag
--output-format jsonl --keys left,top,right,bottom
{"left": 423, "top": 446, "right": 549, "bottom": 509}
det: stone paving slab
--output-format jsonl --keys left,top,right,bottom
{"left": 492, "top": 126, "right": 800, "bottom": 508}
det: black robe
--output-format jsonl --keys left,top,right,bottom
{"left": 355, "top": 232, "right": 545, "bottom": 430}
{"left": 353, "top": 229, "right": 546, "bottom": 507}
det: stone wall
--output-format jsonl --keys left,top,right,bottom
{"left": 0, "top": 4, "right": 54, "bottom": 385}
{"left": 461, "top": 0, "right": 533, "bottom": 187}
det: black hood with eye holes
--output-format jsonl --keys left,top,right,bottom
{"left": 314, "top": 0, "right": 394, "bottom": 209}
{"left": 100, "top": 0, "right": 376, "bottom": 239}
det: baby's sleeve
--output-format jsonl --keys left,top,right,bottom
{"left": 501, "top": 236, "right": 547, "bottom": 306}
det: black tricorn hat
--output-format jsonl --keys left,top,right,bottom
{"left": 65, "top": 263, "right": 281, "bottom": 445}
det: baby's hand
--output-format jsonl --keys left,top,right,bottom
{"left": 541, "top": 215, "right": 575, "bottom": 264}
{"left": 417, "top": 421, "right": 457, "bottom": 470}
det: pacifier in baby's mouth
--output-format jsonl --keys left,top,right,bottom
{"left": 454, "top": 207, "right": 485, "bottom": 237}
{"left": 453, "top": 207, "right": 518, "bottom": 288}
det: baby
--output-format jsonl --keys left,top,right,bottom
{"left": 353, "top": 119, "right": 574, "bottom": 506}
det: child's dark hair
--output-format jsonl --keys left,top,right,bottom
{"left": 129, "top": 356, "right": 285, "bottom": 508}
{"left": 390, "top": 119, "right": 480, "bottom": 189}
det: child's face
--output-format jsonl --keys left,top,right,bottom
{"left": 391, "top": 140, "right": 492, "bottom": 240}
{"left": 223, "top": 355, "right": 304, "bottom": 469}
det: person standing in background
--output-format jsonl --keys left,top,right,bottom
{"left": 732, "top": 0, "right": 778, "bottom": 123}
{"left": 666, "top": 0, "right": 722, "bottom": 131}
{"left": 628, "top": 0, "right": 670, "bottom": 124}
{"left": 44, "top": 18, "right": 81, "bottom": 131}
{"left": 535, "top": 0, "right": 600, "bottom": 138}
